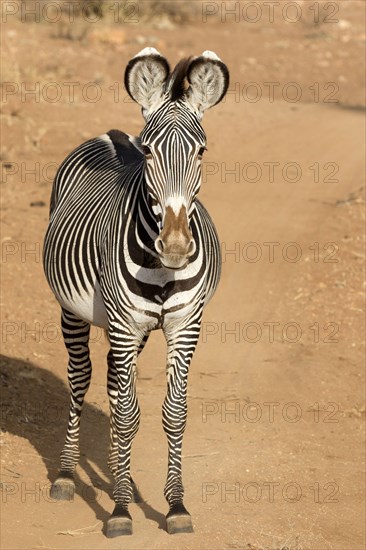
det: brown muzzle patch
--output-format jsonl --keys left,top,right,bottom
{"left": 155, "top": 205, "right": 195, "bottom": 268}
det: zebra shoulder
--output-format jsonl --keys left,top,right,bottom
{"left": 49, "top": 131, "right": 143, "bottom": 216}
{"left": 106, "top": 130, "right": 144, "bottom": 166}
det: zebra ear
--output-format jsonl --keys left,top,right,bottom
{"left": 124, "top": 48, "right": 170, "bottom": 113}
{"left": 186, "top": 51, "right": 229, "bottom": 115}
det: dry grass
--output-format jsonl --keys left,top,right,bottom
{"left": 19, "top": 0, "right": 202, "bottom": 24}
{"left": 17, "top": 0, "right": 202, "bottom": 42}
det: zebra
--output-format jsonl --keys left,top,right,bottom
{"left": 43, "top": 47, "right": 229, "bottom": 537}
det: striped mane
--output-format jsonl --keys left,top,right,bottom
{"left": 166, "top": 58, "right": 192, "bottom": 102}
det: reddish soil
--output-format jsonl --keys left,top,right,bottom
{"left": 1, "top": 2, "right": 365, "bottom": 549}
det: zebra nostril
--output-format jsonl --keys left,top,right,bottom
{"left": 187, "top": 239, "right": 196, "bottom": 257}
{"left": 155, "top": 237, "right": 165, "bottom": 254}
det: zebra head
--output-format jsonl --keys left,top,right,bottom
{"left": 125, "top": 48, "right": 229, "bottom": 270}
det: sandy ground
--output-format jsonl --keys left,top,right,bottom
{"left": 1, "top": 2, "right": 365, "bottom": 549}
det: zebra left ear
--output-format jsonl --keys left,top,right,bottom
{"left": 186, "top": 51, "right": 229, "bottom": 115}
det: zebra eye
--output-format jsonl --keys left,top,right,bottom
{"left": 198, "top": 146, "right": 207, "bottom": 158}
{"left": 142, "top": 145, "right": 152, "bottom": 157}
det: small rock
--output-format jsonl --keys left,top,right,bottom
{"left": 89, "top": 29, "right": 126, "bottom": 46}
{"left": 338, "top": 19, "right": 351, "bottom": 30}
{"left": 335, "top": 281, "right": 346, "bottom": 288}
{"left": 30, "top": 201, "right": 46, "bottom": 207}
{"left": 152, "top": 15, "right": 175, "bottom": 30}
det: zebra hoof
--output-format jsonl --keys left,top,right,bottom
{"left": 106, "top": 506, "right": 132, "bottom": 537}
{"left": 166, "top": 503, "right": 193, "bottom": 534}
{"left": 50, "top": 477, "right": 75, "bottom": 501}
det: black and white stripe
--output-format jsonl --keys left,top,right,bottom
{"left": 43, "top": 48, "right": 229, "bottom": 536}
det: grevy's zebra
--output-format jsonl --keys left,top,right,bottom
{"left": 43, "top": 48, "right": 229, "bottom": 537}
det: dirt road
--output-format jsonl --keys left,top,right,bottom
{"left": 1, "top": 3, "right": 365, "bottom": 549}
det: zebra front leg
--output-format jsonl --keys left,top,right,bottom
{"left": 51, "top": 309, "right": 91, "bottom": 500}
{"left": 107, "top": 350, "right": 141, "bottom": 503}
{"left": 106, "top": 327, "right": 145, "bottom": 538}
{"left": 107, "top": 333, "right": 149, "bottom": 480}
{"left": 163, "top": 320, "right": 201, "bottom": 534}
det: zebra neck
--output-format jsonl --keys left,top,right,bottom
{"left": 122, "top": 177, "right": 160, "bottom": 268}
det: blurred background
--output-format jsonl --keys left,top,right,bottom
{"left": 1, "top": 1, "right": 365, "bottom": 549}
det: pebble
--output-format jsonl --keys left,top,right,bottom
{"left": 338, "top": 19, "right": 351, "bottom": 30}
{"left": 152, "top": 16, "right": 175, "bottom": 30}
{"left": 317, "top": 60, "right": 330, "bottom": 67}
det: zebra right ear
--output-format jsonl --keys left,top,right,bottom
{"left": 124, "top": 48, "right": 170, "bottom": 115}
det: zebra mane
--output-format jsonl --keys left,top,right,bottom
{"left": 166, "top": 58, "right": 193, "bottom": 102}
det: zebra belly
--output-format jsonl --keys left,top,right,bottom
{"left": 56, "top": 282, "right": 109, "bottom": 329}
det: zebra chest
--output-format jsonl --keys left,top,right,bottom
{"left": 144, "top": 278, "right": 202, "bottom": 325}
{"left": 100, "top": 237, "right": 206, "bottom": 329}
{"left": 101, "top": 270, "right": 200, "bottom": 330}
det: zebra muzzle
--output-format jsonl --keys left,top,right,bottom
{"left": 155, "top": 205, "right": 196, "bottom": 270}
{"left": 155, "top": 238, "right": 196, "bottom": 270}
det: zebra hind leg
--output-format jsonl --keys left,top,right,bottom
{"left": 50, "top": 309, "right": 92, "bottom": 501}
{"left": 107, "top": 349, "right": 118, "bottom": 478}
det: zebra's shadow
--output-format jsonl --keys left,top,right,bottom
{"left": 0, "top": 354, "right": 165, "bottom": 530}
